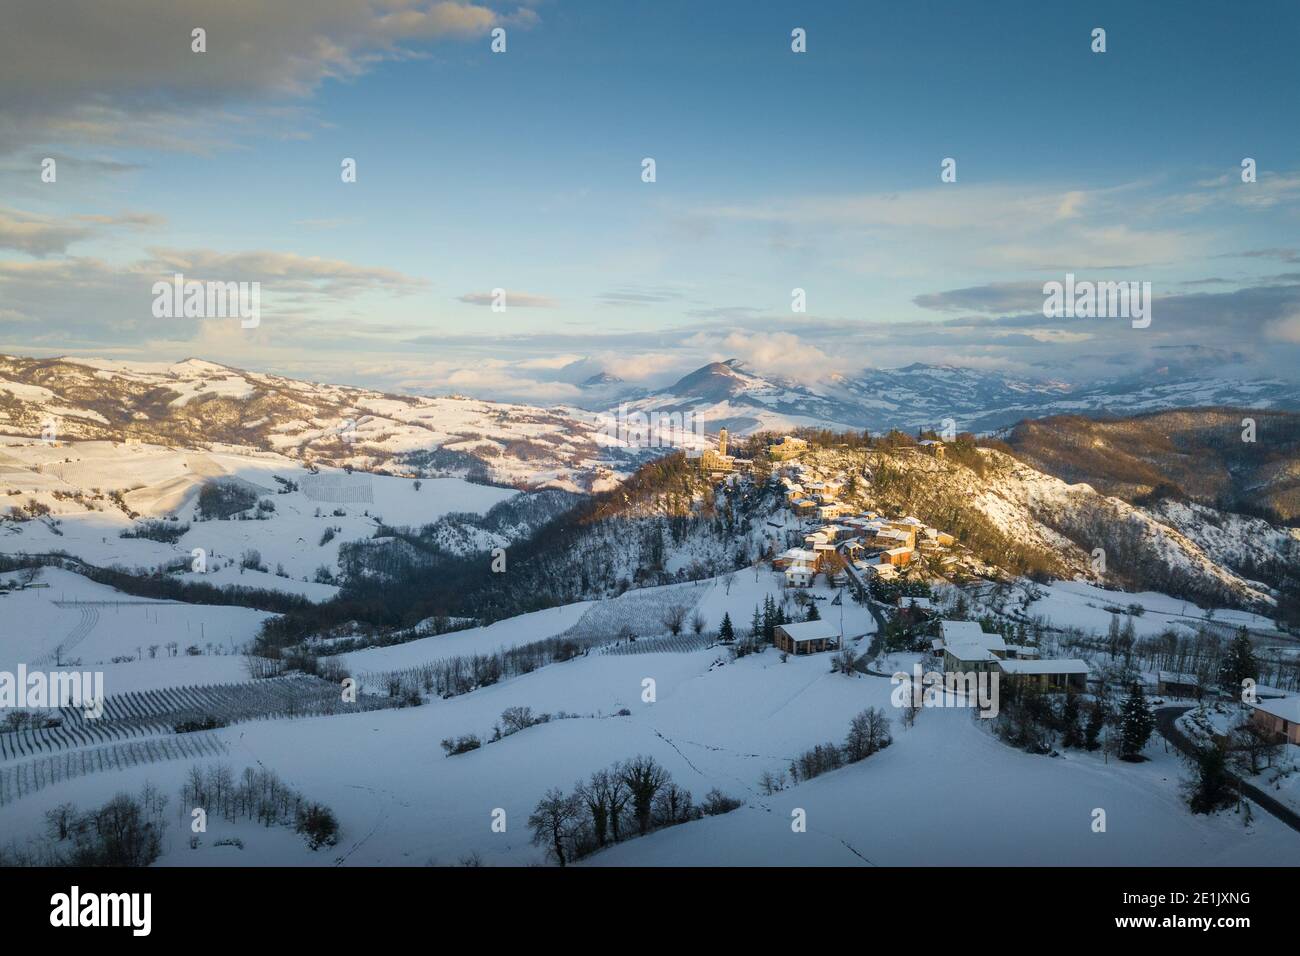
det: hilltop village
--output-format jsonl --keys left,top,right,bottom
{"left": 689, "top": 429, "right": 1090, "bottom": 692}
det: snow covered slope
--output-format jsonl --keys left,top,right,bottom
{"left": 0, "top": 354, "right": 701, "bottom": 492}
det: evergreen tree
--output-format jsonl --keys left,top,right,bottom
{"left": 1119, "top": 683, "right": 1155, "bottom": 761}
{"left": 1186, "top": 744, "right": 1235, "bottom": 814}
{"left": 749, "top": 605, "right": 762, "bottom": 640}
{"left": 1061, "top": 692, "right": 1083, "bottom": 748}
{"left": 806, "top": 602, "right": 820, "bottom": 621}
{"left": 1084, "top": 699, "right": 1105, "bottom": 751}
{"left": 762, "top": 596, "right": 776, "bottom": 642}
{"left": 1216, "top": 628, "right": 1258, "bottom": 696}
{"left": 719, "top": 612, "right": 735, "bottom": 643}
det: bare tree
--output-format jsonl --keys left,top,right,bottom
{"left": 690, "top": 609, "right": 707, "bottom": 636}
{"left": 527, "top": 788, "right": 583, "bottom": 866}
{"left": 1230, "top": 721, "right": 1282, "bottom": 776}
{"left": 619, "top": 755, "right": 669, "bottom": 836}
{"left": 661, "top": 603, "right": 688, "bottom": 636}
{"left": 845, "top": 707, "right": 892, "bottom": 761}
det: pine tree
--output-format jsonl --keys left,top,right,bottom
{"left": 1084, "top": 699, "right": 1105, "bottom": 751}
{"left": 1186, "top": 743, "right": 1236, "bottom": 814}
{"left": 806, "top": 602, "right": 820, "bottom": 621}
{"left": 749, "top": 604, "right": 762, "bottom": 640}
{"left": 1217, "top": 627, "right": 1258, "bottom": 696}
{"left": 762, "top": 596, "right": 776, "bottom": 642}
{"left": 719, "top": 612, "right": 735, "bottom": 643}
{"left": 1119, "top": 683, "right": 1155, "bottom": 761}
{"left": 1061, "top": 692, "right": 1083, "bottom": 748}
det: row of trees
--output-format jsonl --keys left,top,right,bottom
{"left": 760, "top": 707, "right": 893, "bottom": 793}
{"left": 528, "top": 755, "right": 742, "bottom": 866}
{"left": 180, "top": 763, "right": 339, "bottom": 850}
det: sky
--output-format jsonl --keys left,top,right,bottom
{"left": 1, "top": 0, "right": 1299, "bottom": 403}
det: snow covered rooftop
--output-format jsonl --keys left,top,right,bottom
{"left": 1252, "top": 696, "right": 1300, "bottom": 723}
{"left": 944, "top": 643, "right": 999, "bottom": 663}
{"left": 940, "top": 620, "right": 997, "bottom": 644}
{"left": 777, "top": 620, "right": 841, "bottom": 642}
{"left": 998, "top": 659, "right": 1089, "bottom": 675}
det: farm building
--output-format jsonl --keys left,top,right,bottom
{"left": 939, "top": 621, "right": 1007, "bottom": 673}
{"left": 774, "top": 620, "right": 840, "bottom": 655}
{"left": 1250, "top": 697, "right": 1300, "bottom": 745}
{"left": 1157, "top": 671, "right": 1200, "bottom": 698}
{"left": 997, "top": 659, "right": 1089, "bottom": 692}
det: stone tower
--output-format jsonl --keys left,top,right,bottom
{"left": 718, "top": 427, "right": 728, "bottom": 457}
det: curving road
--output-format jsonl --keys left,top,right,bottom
{"left": 1155, "top": 704, "right": 1300, "bottom": 833}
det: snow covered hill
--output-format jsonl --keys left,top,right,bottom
{"left": 0, "top": 354, "right": 702, "bottom": 492}
{"left": 0, "top": 437, "right": 525, "bottom": 599}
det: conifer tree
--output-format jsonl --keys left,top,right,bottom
{"left": 1217, "top": 627, "right": 1258, "bottom": 696}
{"left": 1119, "top": 683, "right": 1155, "bottom": 760}
{"left": 1084, "top": 699, "right": 1105, "bottom": 751}
{"left": 719, "top": 612, "right": 735, "bottom": 643}
{"left": 1061, "top": 692, "right": 1083, "bottom": 748}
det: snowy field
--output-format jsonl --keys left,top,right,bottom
{"left": 0, "top": 568, "right": 268, "bottom": 674}
{"left": 948, "top": 578, "right": 1280, "bottom": 639}
{"left": 2, "top": 642, "right": 1296, "bottom": 866}
{"left": 0, "top": 439, "right": 516, "bottom": 596}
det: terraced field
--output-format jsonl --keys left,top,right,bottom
{"left": 0, "top": 674, "right": 400, "bottom": 762}
{"left": 0, "top": 732, "right": 228, "bottom": 806}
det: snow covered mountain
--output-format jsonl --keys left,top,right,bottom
{"left": 618, "top": 359, "right": 1300, "bottom": 436}
{"left": 0, "top": 354, "right": 695, "bottom": 493}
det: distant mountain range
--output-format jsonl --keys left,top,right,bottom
{"left": 602, "top": 359, "right": 1300, "bottom": 436}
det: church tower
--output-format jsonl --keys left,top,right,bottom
{"left": 718, "top": 427, "right": 728, "bottom": 457}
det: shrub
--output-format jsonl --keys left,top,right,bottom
{"left": 440, "top": 734, "right": 482, "bottom": 756}
{"left": 296, "top": 803, "right": 339, "bottom": 850}
{"left": 700, "top": 788, "right": 744, "bottom": 815}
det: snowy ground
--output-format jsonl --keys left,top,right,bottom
{"left": 3, "top": 623, "right": 1297, "bottom": 866}
{"left": 945, "top": 578, "right": 1280, "bottom": 639}
{"left": 0, "top": 568, "right": 268, "bottom": 674}
{"left": 0, "top": 439, "right": 516, "bottom": 596}
{"left": 3, "top": 560, "right": 1297, "bottom": 866}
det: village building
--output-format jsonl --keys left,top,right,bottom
{"left": 774, "top": 619, "right": 840, "bottom": 655}
{"left": 1157, "top": 671, "right": 1200, "bottom": 698}
{"left": 689, "top": 427, "right": 738, "bottom": 474}
{"left": 879, "top": 546, "right": 913, "bottom": 567}
{"left": 997, "top": 659, "right": 1089, "bottom": 692}
{"left": 784, "top": 564, "right": 816, "bottom": 588}
{"left": 768, "top": 435, "right": 808, "bottom": 461}
{"left": 1250, "top": 697, "right": 1300, "bottom": 745}
{"left": 918, "top": 439, "right": 946, "bottom": 458}
{"left": 774, "top": 547, "right": 819, "bottom": 570}
{"left": 939, "top": 622, "right": 1006, "bottom": 669}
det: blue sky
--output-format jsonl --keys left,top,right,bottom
{"left": 1, "top": 0, "right": 1299, "bottom": 401}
